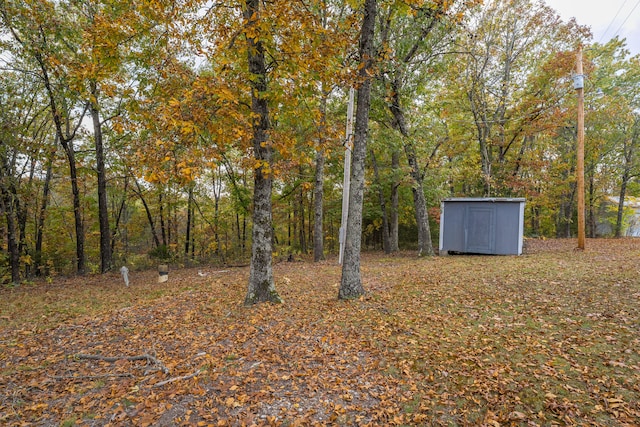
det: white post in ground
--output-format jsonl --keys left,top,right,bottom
{"left": 120, "top": 266, "right": 129, "bottom": 286}
{"left": 339, "top": 88, "right": 355, "bottom": 265}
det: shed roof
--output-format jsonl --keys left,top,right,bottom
{"left": 443, "top": 197, "right": 526, "bottom": 203}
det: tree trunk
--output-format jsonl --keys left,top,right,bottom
{"left": 587, "top": 170, "right": 597, "bottom": 238}
{"left": 556, "top": 186, "right": 575, "bottom": 238}
{"left": 90, "top": 81, "right": 112, "bottom": 273}
{"left": 110, "top": 178, "right": 128, "bottom": 256}
{"left": 530, "top": 205, "right": 540, "bottom": 236}
{"left": 35, "top": 147, "right": 55, "bottom": 276}
{"left": 339, "top": 0, "right": 376, "bottom": 300}
{"left": 616, "top": 120, "right": 639, "bottom": 237}
{"left": 615, "top": 171, "right": 629, "bottom": 238}
{"left": 389, "top": 150, "right": 400, "bottom": 252}
{"left": 298, "top": 169, "right": 307, "bottom": 253}
{"left": 370, "top": 148, "right": 391, "bottom": 254}
{"left": 18, "top": 161, "right": 29, "bottom": 277}
{"left": 1, "top": 196, "right": 20, "bottom": 284}
{"left": 212, "top": 171, "right": 223, "bottom": 260}
{"left": 313, "top": 148, "right": 325, "bottom": 261}
{"left": 0, "top": 162, "right": 20, "bottom": 284}
{"left": 159, "top": 192, "right": 167, "bottom": 247}
{"left": 390, "top": 82, "right": 434, "bottom": 256}
{"left": 185, "top": 186, "right": 193, "bottom": 256}
{"left": 134, "top": 179, "right": 161, "bottom": 248}
{"left": 60, "top": 138, "right": 85, "bottom": 274}
{"left": 37, "top": 50, "right": 86, "bottom": 274}
{"left": 244, "top": 0, "right": 280, "bottom": 305}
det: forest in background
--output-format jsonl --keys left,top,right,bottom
{"left": 1, "top": 0, "right": 639, "bottom": 284}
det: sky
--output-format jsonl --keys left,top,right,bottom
{"left": 545, "top": 0, "right": 640, "bottom": 56}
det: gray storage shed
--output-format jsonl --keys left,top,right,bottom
{"left": 439, "top": 198, "right": 525, "bottom": 255}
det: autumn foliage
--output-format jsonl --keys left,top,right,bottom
{"left": 1, "top": 239, "right": 639, "bottom": 426}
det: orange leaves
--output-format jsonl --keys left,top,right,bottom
{"left": 2, "top": 240, "right": 640, "bottom": 424}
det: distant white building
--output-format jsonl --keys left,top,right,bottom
{"left": 597, "top": 196, "right": 640, "bottom": 237}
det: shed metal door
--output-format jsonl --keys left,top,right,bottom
{"left": 464, "top": 206, "right": 496, "bottom": 253}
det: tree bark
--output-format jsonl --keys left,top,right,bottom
{"left": 370, "top": 148, "right": 391, "bottom": 253}
{"left": 615, "top": 118, "right": 639, "bottom": 237}
{"left": 133, "top": 179, "right": 161, "bottom": 248}
{"left": 37, "top": 49, "right": 86, "bottom": 274}
{"left": 0, "top": 161, "right": 20, "bottom": 284}
{"left": 212, "top": 171, "right": 223, "bottom": 261}
{"left": 35, "top": 147, "right": 55, "bottom": 276}
{"left": 298, "top": 166, "right": 307, "bottom": 253}
{"left": 556, "top": 185, "right": 575, "bottom": 238}
{"left": 615, "top": 178, "right": 627, "bottom": 238}
{"left": 159, "top": 192, "right": 167, "bottom": 247}
{"left": 390, "top": 83, "right": 434, "bottom": 256}
{"left": 313, "top": 147, "right": 325, "bottom": 261}
{"left": 185, "top": 185, "right": 194, "bottom": 257}
{"left": 244, "top": 0, "right": 280, "bottom": 305}
{"left": 339, "top": 0, "right": 377, "bottom": 300}
{"left": 110, "top": 177, "right": 128, "bottom": 256}
{"left": 90, "top": 81, "right": 112, "bottom": 273}
{"left": 587, "top": 170, "right": 596, "bottom": 238}
{"left": 60, "top": 137, "right": 85, "bottom": 274}
{"left": 389, "top": 150, "right": 400, "bottom": 252}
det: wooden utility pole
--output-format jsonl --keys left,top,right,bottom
{"left": 575, "top": 46, "right": 586, "bottom": 250}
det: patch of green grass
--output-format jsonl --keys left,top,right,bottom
{"left": 121, "top": 397, "right": 135, "bottom": 409}
{"left": 402, "top": 393, "right": 421, "bottom": 414}
{"left": 60, "top": 416, "right": 77, "bottom": 427}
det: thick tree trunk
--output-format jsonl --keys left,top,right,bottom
{"left": 244, "top": 0, "right": 280, "bottom": 305}
{"left": 90, "top": 82, "right": 112, "bottom": 273}
{"left": 339, "top": 0, "right": 376, "bottom": 300}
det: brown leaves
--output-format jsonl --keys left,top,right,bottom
{"left": 1, "top": 240, "right": 640, "bottom": 425}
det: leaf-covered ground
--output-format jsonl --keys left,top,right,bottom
{"left": 1, "top": 239, "right": 639, "bottom": 426}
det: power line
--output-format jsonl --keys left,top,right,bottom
{"left": 598, "top": 0, "right": 629, "bottom": 43}
{"left": 610, "top": 0, "right": 640, "bottom": 44}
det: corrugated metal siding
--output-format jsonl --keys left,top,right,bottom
{"left": 440, "top": 198, "right": 525, "bottom": 255}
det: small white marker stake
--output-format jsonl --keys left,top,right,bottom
{"left": 120, "top": 266, "right": 130, "bottom": 286}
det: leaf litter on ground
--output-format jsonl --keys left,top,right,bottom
{"left": 1, "top": 238, "right": 639, "bottom": 426}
